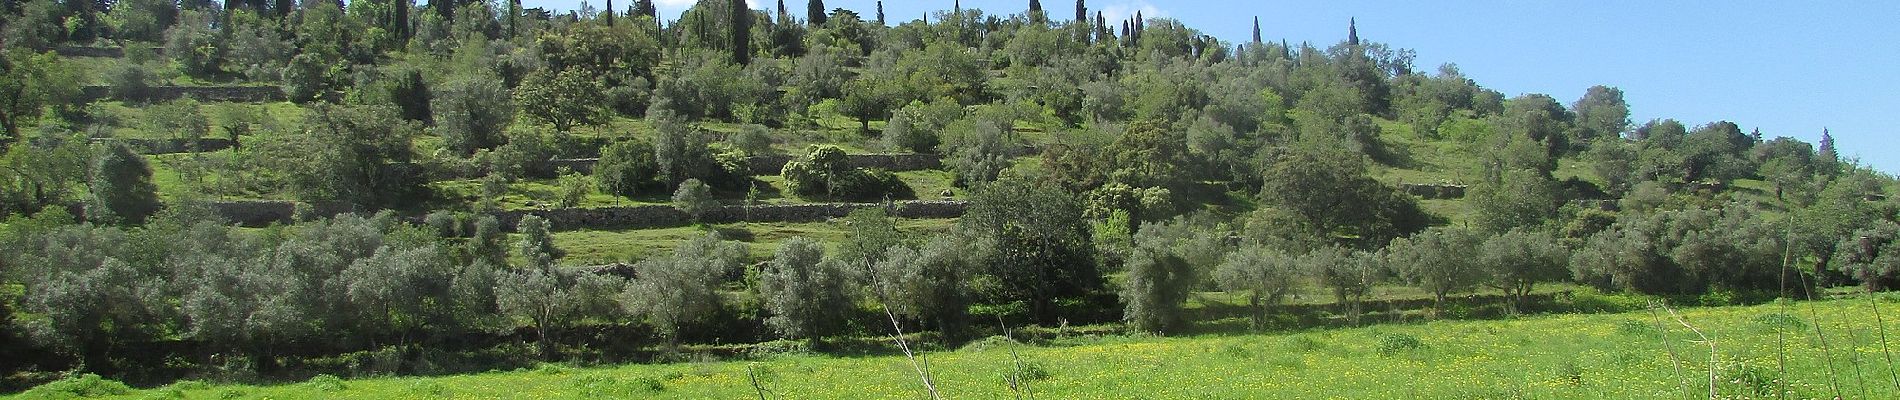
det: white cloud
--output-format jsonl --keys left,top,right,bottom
{"left": 1098, "top": 1, "right": 1167, "bottom": 25}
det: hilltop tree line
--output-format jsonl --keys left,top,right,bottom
{"left": 1, "top": 0, "right": 1897, "bottom": 388}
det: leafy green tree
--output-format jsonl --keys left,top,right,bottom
{"left": 873, "top": 235, "right": 976, "bottom": 340}
{"left": 649, "top": 102, "right": 715, "bottom": 186}
{"left": 21, "top": 257, "right": 168, "bottom": 371}
{"left": 1477, "top": 229, "right": 1569, "bottom": 311}
{"left": 620, "top": 233, "right": 745, "bottom": 345}
{"left": 281, "top": 53, "right": 332, "bottom": 103}
{"left": 596, "top": 138, "right": 659, "bottom": 199}
{"left": 433, "top": 73, "right": 515, "bottom": 155}
{"left": 1572, "top": 85, "right": 1629, "bottom": 143}
{"left": 961, "top": 175, "right": 1102, "bottom": 323}
{"left": 286, "top": 105, "right": 424, "bottom": 211}
{"left": 759, "top": 237, "right": 851, "bottom": 342}
{"left": 1302, "top": 246, "right": 1381, "bottom": 325}
{"left": 496, "top": 264, "right": 614, "bottom": 359}
{"left": 1215, "top": 244, "right": 1300, "bottom": 329}
{"left": 1384, "top": 227, "right": 1483, "bottom": 313}
{"left": 1121, "top": 221, "right": 1198, "bottom": 334}
{"left": 516, "top": 215, "right": 560, "bottom": 269}
{"left": 837, "top": 75, "right": 906, "bottom": 132}
{"left": 1469, "top": 168, "right": 1560, "bottom": 234}
{"left": 163, "top": 11, "right": 228, "bottom": 79}
{"left": 515, "top": 68, "right": 608, "bottom": 131}
{"left": 672, "top": 178, "right": 718, "bottom": 223}
{"left": 84, "top": 143, "right": 161, "bottom": 225}
{"left": 112, "top": 0, "right": 182, "bottom": 41}
{"left": 0, "top": 49, "right": 84, "bottom": 140}
{"left": 1254, "top": 140, "right": 1432, "bottom": 249}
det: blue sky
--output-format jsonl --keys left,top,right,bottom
{"left": 533, "top": 0, "right": 1900, "bottom": 174}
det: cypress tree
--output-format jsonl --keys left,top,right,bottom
{"left": 1348, "top": 17, "right": 1360, "bottom": 46}
{"left": 394, "top": 0, "right": 409, "bottom": 38}
{"left": 731, "top": 0, "right": 751, "bottom": 65}
{"left": 776, "top": 0, "right": 788, "bottom": 23}
{"left": 807, "top": 0, "right": 826, "bottom": 26}
{"left": 634, "top": 0, "right": 655, "bottom": 18}
{"left": 1252, "top": 16, "right": 1262, "bottom": 44}
{"left": 876, "top": 1, "right": 884, "bottom": 25}
{"left": 1075, "top": 0, "right": 1085, "bottom": 23}
{"left": 86, "top": 143, "right": 160, "bottom": 225}
{"left": 605, "top": 0, "right": 615, "bottom": 26}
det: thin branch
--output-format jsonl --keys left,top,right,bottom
{"left": 864, "top": 261, "right": 943, "bottom": 400}
{"left": 1661, "top": 302, "right": 1714, "bottom": 399}
{"left": 1648, "top": 300, "right": 1691, "bottom": 400}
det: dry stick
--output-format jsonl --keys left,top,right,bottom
{"left": 1797, "top": 270, "right": 1845, "bottom": 399}
{"left": 1662, "top": 302, "right": 1717, "bottom": 399}
{"left": 1868, "top": 290, "right": 1900, "bottom": 391}
{"left": 746, "top": 363, "right": 771, "bottom": 400}
{"left": 864, "top": 264, "right": 944, "bottom": 400}
{"left": 997, "top": 315, "right": 1035, "bottom": 400}
{"left": 1649, "top": 300, "right": 1693, "bottom": 400}
{"left": 1840, "top": 301, "right": 1872, "bottom": 399}
{"left": 1775, "top": 214, "right": 1795, "bottom": 400}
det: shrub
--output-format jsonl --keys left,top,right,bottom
{"left": 304, "top": 374, "right": 347, "bottom": 392}
{"left": 21, "top": 373, "right": 133, "bottom": 398}
{"left": 1374, "top": 332, "right": 1424, "bottom": 356}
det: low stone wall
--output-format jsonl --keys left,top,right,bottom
{"left": 492, "top": 200, "right": 968, "bottom": 231}
{"left": 207, "top": 200, "right": 968, "bottom": 230}
{"left": 1397, "top": 183, "right": 1468, "bottom": 199}
{"left": 540, "top": 153, "right": 943, "bottom": 177}
{"left": 94, "top": 137, "right": 237, "bottom": 154}
{"left": 81, "top": 85, "right": 286, "bottom": 103}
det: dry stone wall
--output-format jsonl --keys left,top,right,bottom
{"left": 543, "top": 153, "right": 942, "bottom": 176}
{"left": 81, "top": 85, "right": 286, "bottom": 103}
{"left": 1397, "top": 183, "right": 1468, "bottom": 199}
{"left": 207, "top": 200, "right": 968, "bottom": 230}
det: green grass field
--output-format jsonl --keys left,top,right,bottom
{"left": 23, "top": 297, "right": 1900, "bottom": 399}
{"left": 550, "top": 218, "right": 960, "bottom": 263}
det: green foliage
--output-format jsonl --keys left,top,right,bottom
{"left": 671, "top": 178, "right": 718, "bottom": 223}
{"left": 1216, "top": 244, "right": 1300, "bottom": 328}
{"left": 515, "top": 68, "right": 608, "bottom": 131}
{"left": 20, "top": 373, "right": 133, "bottom": 398}
{"left": 0, "top": 49, "right": 84, "bottom": 138}
{"left": 596, "top": 138, "right": 660, "bottom": 199}
{"left": 164, "top": 10, "right": 227, "bottom": 79}
{"left": 962, "top": 175, "right": 1101, "bottom": 323}
{"left": 286, "top": 105, "right": 425, "bottom": 210}
{"left": 1120, "top": 220, "right": 1201, "bottom": 334}
{"left": 1384, "top": 227, "right": 1483, "bottom": 308}
{"left": 1469, "top": 167, "right": 1560, "bottom": 234}
{"left": 85, "top": 143, "right": 161, "bottom": 225}
{"left": 1254, "top": 140, "right": 1433, "bottom": 249}
{"left": 433, "top": 72, "right": 515, "bottom": 155}
{"left": 780, "top": 145, "right": 909, "bottom": 201}
{"left": 1478, "top": 229, "right": 1570, "bottom": 310}
{"left": 875, "top": 235, "right": 977, "bottom": 340}
{"left": 759, "top": 237, "right": 851, "bottom": 341}
{"left": 620, "top": 232, "right": 746, "bottom": 343}
{"left": 517, "top": 215, "right": 561, "bottom": 268}
{"left": 557, "top": 169, "right": 592, "bottom": 208}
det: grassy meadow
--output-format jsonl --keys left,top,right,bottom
{"left": 20, "top": 296, "right": 1900, "bottom": 399}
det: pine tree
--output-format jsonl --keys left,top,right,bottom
{"left": 807, "top": 0, "right": 826, "bottom": 26}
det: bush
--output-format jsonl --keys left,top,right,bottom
{"left": 304, "top": 374, "right": 347, "bottom": 392}
{"left": 779, "top": 146, "right": 911, "bottom": 201}
{"left": 20, "top": 373, "right": 133, "bottom": 398}
{"left": 1374, "top": 332, "right": 1424, "bottom": 356}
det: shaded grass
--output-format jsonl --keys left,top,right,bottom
{"left": 47, "top": 297, "right": 1900, "bottom": 399}
{"left": 549, "top": 218, "right": 959, "bottom": 263}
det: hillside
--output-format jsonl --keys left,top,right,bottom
{"left": 4, "top": 0, "right": 1899, "bottom": 395}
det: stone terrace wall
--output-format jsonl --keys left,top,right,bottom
{"left": 210, "top": 200, "right": 968, "bottom": 230}
{"left": 81, "top": 85, "right": 286, "bottom": 103}
{"left": 1397, "top": 183, "right": 1467, "bottom": 199}
{"left": 95, "top": 137, "right": 237, "bottom": 154}
{"left": 544, "top": 153, "right": 943, "bottom": 176}
{"left": 491, "top": 200, "right": 967, "bottom": 231}
{"left": 55, "top": 46, "right": 165, "bottom": 58}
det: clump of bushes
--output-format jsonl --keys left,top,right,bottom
{"left": 20, "top": 373, "right": 133, "bottom": 398}
{"left": 780, "top": 146, "right": 911, "bottom": 201}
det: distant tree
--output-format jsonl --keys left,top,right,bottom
{"left": 469, "top": 216, "right": 509, "bottom": 265}
{"left": 85, "top": 143, "right": 161, "bottom": 225}
{"left": 1572, "top": 85, "right": 1629, "bottom": 143}
{"left": 21, "top": 257, "right": 167, "bottom": 370}
{"left": 873, "top": 236, "right": 976, "bottom": 340}
{"left": 433, "top": 73, "right": 515, "bottom": 155}
{"left": 596, "top": 138, "right": 659, "bottom": 199}
{"left": 649, "top": 103, "right": 716, "bottom": 186}
{"left": 837, "top": 76, "right": 905, "bottom": 133}
{"left": 730, "top": 0, "right": 752, "bottom": 65}
{"left": 806, "top": 0, "right": 826, "bottom": 25}
{"left": 281, "top": 53, "right": 332, "bottom": 103}
{"left": 557, "top": 169, "right": 591, "bottom": 208}
{"left": 1303, "top": 246, "right": 1381, "bottom": 325}
{"left": 1478, "top": 229, "right": 1569, "bottom": 312}
{"left": 1121, "top": 220, "right": 1198, "bottom": 334}
{"left": 386, "top": 68, "right": 432, "bottom": 123}
{"left": 1384, "top": 227, "right": 1483, "bottom": 314}
{"left": 1215, "top": 244, "right": 1299, "bottom": 329}
{"left": 961, "top": 175, "right": 1101, "bottom": 324}
{"left": 496, "top": 264, "right": 616, "bottom": 359}
{"left": 672, "top": 178, "right": 718, "bottom": 223}
{"left": 515, "top": 69, "right": 608, "bottom": 131}
{"left": 286, "top": 105, "right": 424, "bottom": 211}
{"left": 1469, "top": 167, "right": 1560, "bottom": 234}
{"left": 1254, "top": 140, "right": 1432, "bottom": 249}
{"left": 516, "top": 215, "right": 561, "bottom": 268}
{"left": 759, "top": 237, "right": 851, "bottom": 342}
{"left": 0, "top": 49, "right": 84, "bottom": 140}
{"left": 620, "top": 233, "right": 745, "bottom": 346}
{"left": 164, "top": 11, "right": 227, "bottom": 79}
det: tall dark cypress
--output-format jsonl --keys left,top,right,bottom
{"left": 634, "top": 0, "right": 655, "bottom": 18}
{"left": 731, "top": 0, "right": 751, "bottom": 64}
{"left": 1029, "top": 0, "right": 1041, "bottom": 13}
{"left": 1348, "top": 18, "right": 1359, "bottom": 46}
{"left": 507, "top": 0, "right": 520, "bottom": 38}
{"left": 876, "top": 1, "right": 884, "bottom": 25}
{"left": 1252, "top": 16, "right": 1262, "bottom": 44}
{"left": 807, "top": 0, "right": 826, "bottom": 26}
{"left": 605, "top": 0, "right": 615, "bottom": 26}
{"left": 1075, "top": 0, "right": 1085, "bottom": 23}
{"left": 777, "top": 0, "right": 788, "bottom": 23}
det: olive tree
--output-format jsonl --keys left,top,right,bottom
{"left": 758, "top": 237, "right": 851, "bottom": 342}
{"left": 1120, "top": 220, "right": 1198, "bottom": 334}
{"left": 84, "top": 143, "right": 161, "bottom": 225}
{"left": 1477, "top": 229, "right": 1569, "bottom": 312}
{"left": 671, "top": 178, "right": 717, "bottom": 223}
{"left": 872, "top": 235, "right": 976, "bottom": 340}
{"left": 1303, "top": 246, "right": 1382, "bottom": 325}
{"left": 619, "top": 233, "right": 745, "bottom": 346}
{"left": 1215, "top": 244, "right": 1300, "bottom": 329}
{"left": 1384, "top": 227, "right": 1483, "bottom": 314}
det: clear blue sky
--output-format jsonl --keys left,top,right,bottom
{"left": 533, "top": 0, "right": 1900, "bottom": 174}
